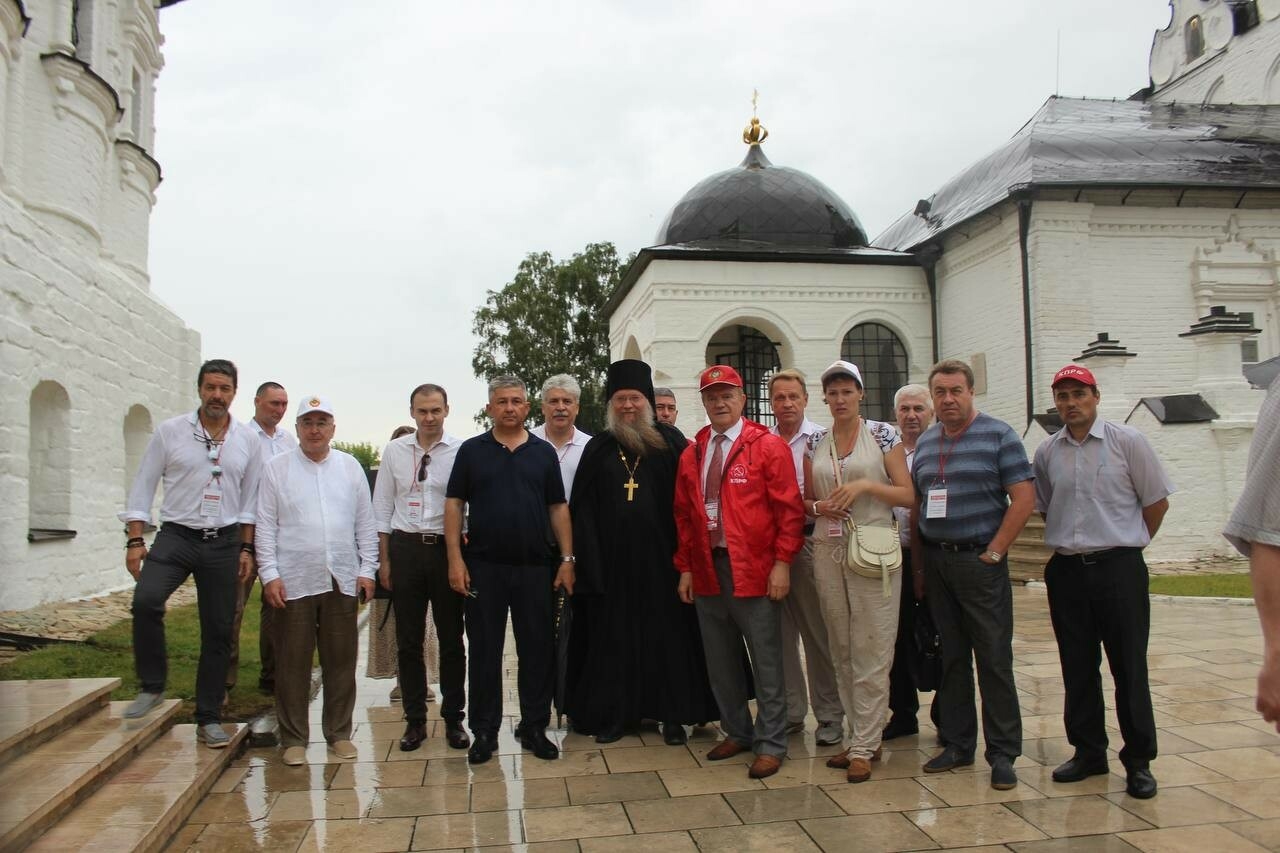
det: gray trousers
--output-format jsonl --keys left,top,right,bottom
{"left": 274, "top": 584, "right": 359, "bottom": 749}
{"left": 924, "top": 546, "right": 1022, "bottom": 764}
{"left": 695, "top": 550, "right": 787, "bottom": 757}
{"left": 781, "top": 539, "right": 843, "bottom": 726}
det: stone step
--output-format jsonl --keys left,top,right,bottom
{"left": 0, "top": 698, "right": 180, "bottom": 851}
{"left": 0, "top": 677, "right": 120, "bottom": 765}
{"left": 25, "top": 722, "right": 247, "bottom": 853}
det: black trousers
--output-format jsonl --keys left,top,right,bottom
{"left": 925, "top": 546, "right": 1022, "bottom": 764}
{"left": 887, "top": 548, "right": 942, "bottom": 731}
{"left": 131, "top": 524, "right": 239, "bottom": 725}
{"left": 465, "top": 559, "right": 554, "bottom": 737}
{"left": 389, "top": 535, "right": 466, "bottom": 726}
{"left": 1045, "top": 548, "right": 1157, "bottom": 770}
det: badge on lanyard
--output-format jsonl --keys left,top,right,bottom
{"left": 827, "top": 518, "right": 844, "bottom": 538}
{"left": 705, "top": 500, "right": 720, "bottom": 532}
{"left": 200, "top": 480, "right": 223, "bottom": 519}
{"left": 926, "top": 488, "right": 948, "bottom": 519}
{"left": 406, "top": 493, "right": 423, "bottom": 525}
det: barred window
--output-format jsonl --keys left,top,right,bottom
{"left": 707, "top": 325, "right": 781, "bottom": 426}
{"left": 841, "top": 323, "right": 907, "bottom": 422}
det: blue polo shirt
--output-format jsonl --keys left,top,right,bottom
{"left": 446, "top": 430, "right": 566, "bottom": 567}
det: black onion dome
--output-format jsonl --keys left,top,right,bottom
{"left": 656, "top": 144, "right": 867, "bottom": 249}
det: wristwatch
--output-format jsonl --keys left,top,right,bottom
{"left": 985, "top": 550, "right": 1002, "bottom": 562}
{"left": 560, "top": 555, "right": 576, "bottom": 563}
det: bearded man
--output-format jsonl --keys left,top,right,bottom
{"left": 564, "top": 359, "right": 720, "bottom": 745}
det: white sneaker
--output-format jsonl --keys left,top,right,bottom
{"left": 329, "top": 739, "right": 358, "bottom": 760}
{"left": 815, "top": 720, "right": 844, "bottom": 746}
{"left": 282, "top": 746, "right": 306, "bottom": 766}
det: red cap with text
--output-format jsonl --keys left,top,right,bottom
{"left": 698, "top": 364, "right": 744, "bottom": 391}
{"left": 1051, "top": 365, "right": 1097, "bottom": 388}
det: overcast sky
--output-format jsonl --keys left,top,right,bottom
{"left": 148, "top": 0, "right": 1175, "bottom": 445}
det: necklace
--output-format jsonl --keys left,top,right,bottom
{"left": 617, "top": 448, "right": 640, "bottom": 502}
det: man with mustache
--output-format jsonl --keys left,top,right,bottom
{"left": 1034, "top": 364, "right": 1172, "bottom": 800}
{"left": 120, "top": 359, "right": 263, "bottom": 749}
{"left": 531, "top": 374, "right": 591, "bottom": 500}
{"left": 655, "top": 387, "right": 680, "bottom": 426}
{"left": 563, "top": 360, "right": 719, "bottom": 745}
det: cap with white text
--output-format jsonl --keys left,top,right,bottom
{"left": 1051, "top": 365, "right": 1097, "bottom": 389}
{"left": 698, "top": 365, "right": 744, "bottom": 391}
{"left": 296, "top": 395, "right": 335, "bottom": 418}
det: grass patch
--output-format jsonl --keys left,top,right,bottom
{"left": 1149, "top": 573, "right": 1253, "bottom": 599}
{"left": 0, "top": 585, "right": 275, "bottom": 724}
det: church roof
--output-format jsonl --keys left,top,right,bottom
{"left": 656, "top": 144, "right": 869, "bottom": 249}
{"left": 875, "top": 96, "right": 1280, "bottom": 252}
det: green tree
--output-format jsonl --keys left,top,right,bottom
{"left": 333, "top": 441, "right": 379, "bottom": 470}
{"left": 472, "top": 242, "right": 629, "bottom": 431}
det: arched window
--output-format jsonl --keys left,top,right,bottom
{"left": 29, "top": 381, "right": 73, "bottom": 537}
{"left": 1186, "top": 15, "right": 1205, "bottom": 61}
{"left": 706, "top": 324, "right": 781, "bottom": 426}
{"left": 123, "top": 404, "right": 152, "bottom": 495}
{"left": 841, "top": 323, "right": 907, "bottom": 422}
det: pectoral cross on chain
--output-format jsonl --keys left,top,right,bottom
{"left": 623, "top": 477, "right": 638, "bottom": 501}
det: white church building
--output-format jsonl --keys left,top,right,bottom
{"left": 607, "top": 0, "right": 1280, "bottom": 563}
{"left": 0, "top": 0, "right": 200, "bottom": 611}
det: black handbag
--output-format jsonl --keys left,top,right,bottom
{"left": 911, "top": 598, "right": 944, "bottom": 692}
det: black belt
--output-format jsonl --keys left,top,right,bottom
{"left": 162, "top": 522, "right": 238, "bottom": 542}
{"left": 1058, "top": 547, "right": 1138, "bottom": 566}
{"left": 921, "top": 537, "right": 984, "bottom": 553}
{"left": 392, "top": 530, "right": 445, "bottom": 546}
{"left": 803, "top": 522, "right": 815, "bottom": 536}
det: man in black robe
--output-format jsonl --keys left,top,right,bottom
{"left": 565, "top": 360, "right": 720, "bottom": 744}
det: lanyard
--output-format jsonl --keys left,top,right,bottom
{"left": 828, "top": 421, "right": 861, "bottom": 486}
{"left": 936, "top": 412, "right": 978, "bottom": 482}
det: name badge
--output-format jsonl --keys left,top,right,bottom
{"left": 705, "top": 500, "right": 720, "bottom": 532}
{"left": 926, "top": 488, "right": 948, "bottom": 519}
{"left": 200, "top": 482, "right": 222, "bottom": 519}
{"left": 827, "top": 518, "right": 844, "bottom": 539}
{"left": 406, "top": 495, "right": 423, "bottom": 525}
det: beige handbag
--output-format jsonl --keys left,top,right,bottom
{"left": 829, "top": 427, "right": 902, "bottom": 599}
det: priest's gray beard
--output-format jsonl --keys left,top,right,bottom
{"left": 607, "top": 400, "right": 667, "bottom": 455}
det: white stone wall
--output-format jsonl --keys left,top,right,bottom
{"left": 0, "top": 0, "right": 200, "bottom": 611}
{"left": 1150, "top": 0, "right": 1280, "bottom": 105}
{"left": 610, "top": 257, "right": 932, "bottom": 437}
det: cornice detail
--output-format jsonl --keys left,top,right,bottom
{"left": 41, "top": 52, "right": 123, "bottom": 129}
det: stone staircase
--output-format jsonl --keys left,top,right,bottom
{"left": 0, "top": 678, "right": 245, "bottom": 852}
{"left": 1009, "top": 515, "right": 1052, "bottom": 583}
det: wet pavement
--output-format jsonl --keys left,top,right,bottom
{"left": 166, "top": 586, "right": 1279, "bottom": 852}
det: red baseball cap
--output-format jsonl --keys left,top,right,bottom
{"left": 698, "top": 364, "right": 744, "bottom": 391}
{"left": 1051, "top": 364, "right": 1097, "bottom": 388}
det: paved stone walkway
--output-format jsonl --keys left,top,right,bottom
{"left": 162, "top": 585, "right": 1279, "bottom": 852}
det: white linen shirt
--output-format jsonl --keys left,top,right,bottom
{"left": 1034, "top": 417, "right": 1175, "bottom": 554}
{"left": 531, "top": 425, "right": 591, "bottom": 500}
{"left": 372, "top": 432, "right": 462, "bottom": 534}
{"left": 255, "top": 448, "right": 378, "bottom": 600}
{"left": 250, "top": 418, "right": 297, "bottom": 460}
{"left": 770, "top": 417, "right": 824, "bottom": 494}
{"left": 121, "top": 411, "right": 262, "bottom": 528}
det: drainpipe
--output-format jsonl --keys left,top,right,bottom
{"left": 1016, "top": 196, "right": 1035, "bottom": 426}
{"left": 918, "top": 244, "right": 942, "bottom": 363}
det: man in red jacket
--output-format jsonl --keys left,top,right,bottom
{"left": 675, "top": 365, "right": 805, "bottom": 779}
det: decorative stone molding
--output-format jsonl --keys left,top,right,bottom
{"left": 1190, "top": 216, "right": 1280, "bottom": 317}
{"left": 0, "top": 0, "right": 29, "bottom": 45}
{"left": 1076, "top": 332, "right": 1136, "bottom": 361}
{"left": 40, "top": 52, "right": 123, "bottom": 131}
{"left": 1150, "top": 0, "right": 1235, "bottom": 87}
{"left": 114, "top": 139, "right": 160, "bottom": 196}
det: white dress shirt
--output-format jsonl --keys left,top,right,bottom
{"left": 121, "top": 411, "right": 262, "bottom": 528}
{"left": 1034, "top": 418, "right": 1175, "bottom": 554}
{"left": 250, "top": 417, "right": 297, "bottom": 460}
{"left": 255, "top": 448, "right": 378, "bottom": 600}
{"left": 771, "top": 417, "right": 824, "bottom": 494}
{"left": 699, "top": 418, "right": 745, "bottom": 487}
{"left": 531, "top": 424, "right": 591, "bottom": 500}
{"left": 372, "top": 432, "right": 462, "bottom": 534}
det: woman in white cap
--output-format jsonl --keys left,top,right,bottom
{"left": 803, "top": 360, "right": 914, "bottom": 783}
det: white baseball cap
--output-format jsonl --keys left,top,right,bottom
{"left": 296, "top": 395, "right": 335, "bottom": 418}
{"left": 820, "top": 360, "right": 863, "bottom": 388}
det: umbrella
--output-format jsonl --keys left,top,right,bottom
{"left": 553, "top": 587, "right": 573, "bottom": 728}
{"left": 911, "top": 597, "right": 943, "bottom": 693}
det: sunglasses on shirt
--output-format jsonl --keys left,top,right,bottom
{"left": 418, "top": 453, "right": 431, "bottom": 482}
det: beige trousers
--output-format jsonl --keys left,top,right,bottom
{"left": 811, "top": 539, "right": 902, "bottom": 758}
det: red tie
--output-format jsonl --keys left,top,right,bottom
{"left": 705, "top": 434, "right": 727, "bottom": 545}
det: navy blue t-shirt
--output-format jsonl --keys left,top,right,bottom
{"left": 446, "top": 430, "right": 566, "bottom": 566}
{"left": 911, "top": 413, "right": 1033, "bottom": 545}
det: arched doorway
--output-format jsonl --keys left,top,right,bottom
{"left": 706, "top": 324, "right": 781, "bottom": 426}
{"left": 841, "top": 322, "right": 907, "bottom": 422}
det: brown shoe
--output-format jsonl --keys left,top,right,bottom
{"left": 706, "top": 739, "right": 749, "bottom": 761}
{"left": 846, "top": 757, "right": 872, "bottom": 783}
{"left": 748, "top": 754, "right": 783, "bottom": 779}
{"left": 826, "top": 749, "right": 851, "bottom": 769}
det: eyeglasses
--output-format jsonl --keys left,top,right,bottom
{"left": 417, "top": 453, "right": 431, "bottom": 482}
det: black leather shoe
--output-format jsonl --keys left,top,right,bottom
{"left": 1052, "top": 754, "right": 1110, "bottom": 783}
{"left": 595, "top": 724, "right": 625, "bottom": 744}
{"left": 923, "top": 746, "right": 975, "bottom": 773}
{"left": 1126, "top": 768, "right": 1157, "bottom": 799}
{"left": 990, "top": 755, "right": 1018, "bottom": 791}
{"left": 662, "top": 723, "right": 688, "bottom": 746}
{"left": 882, "top": 716, "right": 920, "bottom": 741}
{"left": 398, "top": 722, "right": 427, "bottom": 752}
{"left": 445, "top": 720, "right": 471, "bottom": 750}
{"left": 467, "top": 732, "right": 497, "bottom": 765}
{"left": 518, "top": 727, "right": 560, "bottom": 760}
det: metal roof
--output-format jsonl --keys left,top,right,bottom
{"left": 875, "top": 96, "right": 1280, "bottom": 252}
